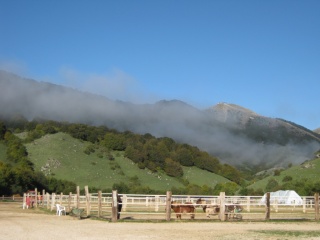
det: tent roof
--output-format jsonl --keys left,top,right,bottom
{"left": 260, "top": 190, "right": 303, "bottom": 205}
{"left": 269, "top": 190, "right": 300, "bottom": 197}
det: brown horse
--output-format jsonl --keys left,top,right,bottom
{"left": 171, "top": 201, "right": 195, "bottom": 219}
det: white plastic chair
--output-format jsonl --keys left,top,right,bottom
{"left": 56, "top": 204, "right": 66, "bottom": 216}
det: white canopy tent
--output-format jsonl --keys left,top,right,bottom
{"left": 260, "top": 190, "right": 303, "bottom": 205}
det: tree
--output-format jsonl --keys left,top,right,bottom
{"left": 164, "top": 158, "right": 183, "bottom": 177}
{"left": 11, "top": 165, "right": 35, "bottom": 194}
{"left": 274, "top": 169, "right": 282, "bottom": 176}
{"left": 239, "top": 187, "right": 264, "bottom": 196}
{"left": 158, "top": 137, "right": 176, "bottom": 152}
{"left": 213, "top": 182, "right": 239, "bottom": 195}
{"left": 311, "top": 181, "right": 320, "bottom": 194}
{"left": 143, "top": 139, "right": 166, "bottom": 169}
{"left": 265, "top": 178, "right": 279, "bottom": 192}
{"left": 112, "top": 182, "right": 130, "bottom": 194}
{"left": 124, "top": 145, "right": 145, "bottom": 165}
{"left": 67, "top": 124, "right": 91, "bottom": 141}
{"left": 6, "top": 134, "right": 30, "bottom": 165}
{"left": 200, "top": 184, "right": 214, "bottom": 195}
{"left": 102, "top": 132, "right": 125, "bottom": 150}
{"left": 84, "top": 144, "right": 95, "bottom": 155}
{"left": 193, "top": 152, "right": 221, "bottom": 173}
{"left": 282, "top": 175, "right": 293, "bottom": 182}
{"left": 47, "top": 177, "right": 76, "bottom": 194}
{"left": 0, "top": 162, "right": 15, "bottom": 195}
{"left": 0, "top": 121, "right": 7, "bottom": 140}
{"left": 220, "top": 164, "right": 242, "bottom": 184}
{"left": 172, "top": 147, "right": 194, "bottom": 166}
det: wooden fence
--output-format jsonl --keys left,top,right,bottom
{"left": 18, "top": 187, "right": 320, "bottom": 222}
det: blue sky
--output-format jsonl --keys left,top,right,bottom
{"left": 1, "top": 0, "right": 319, "bottom": 130}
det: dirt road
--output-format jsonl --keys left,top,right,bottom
{"left": 1, "top": 202, "right": 320, "bottom": 240}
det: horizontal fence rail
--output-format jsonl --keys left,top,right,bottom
{"left": 9, "top": 187, "right": 320, "bottom": 222}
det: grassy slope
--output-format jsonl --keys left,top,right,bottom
{"left": 25, "top": 132, "right": 230, "bottom": 191}
{"left": 182, "top": 166, "right": 229, "bottom": 188}
{"left": 248, "top": 157, "right": 320, "bottom": 191}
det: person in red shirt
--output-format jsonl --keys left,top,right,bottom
{"left": 26, "top": 196, "right": 31, "bottom": 209}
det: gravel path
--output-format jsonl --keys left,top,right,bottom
{"left": 1, "top": 202, "right": 320, "bottom": 240}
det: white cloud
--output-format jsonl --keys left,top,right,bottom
{"left": 58, "top": 67, "right": 158, "bottom": 104}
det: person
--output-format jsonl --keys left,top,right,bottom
{"left": 117, "top": 195, "right": 122, "bottom": 219}
{"left": 31, "top": 197, "right": 35, "bottom": 208}
{"left": 37, "top": 195, "right": 43, "bottom": 205}
{"left": 26, "top": 196, "right": 31, "bottom": 209}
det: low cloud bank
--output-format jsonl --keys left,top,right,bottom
{"left": 1, "top": 70, "right": 319, "bottom": 168}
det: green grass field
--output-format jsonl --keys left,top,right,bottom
{"left": 248, "top": 157, "right": 320, "bottom": 191}
{"left": 24, "top": 132, "right": 230, "bottom": 191}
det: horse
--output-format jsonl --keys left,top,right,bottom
{"left": 171, "top": 201, "right": 195, "bottom": 219}
{"left": 196, "top": 198, "right": 243, "bottom": 219}
{"left": 196, "top": 198, "right": 220, "bottom": 218}
{"left": 225, "top": 204, "right": 243, "bottom": 220}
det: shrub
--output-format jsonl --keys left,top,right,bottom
{"left": 274, "top": 169, "right": 281, "bottom": 176}
{"left": 282, "top": 175, "right": 293, "bottom": 182}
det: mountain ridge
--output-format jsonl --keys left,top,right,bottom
{"left": 1, "top": 70, "right": 319, "bottom": 169}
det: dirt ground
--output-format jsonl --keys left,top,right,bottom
{"left": 1, "top": 202, "right": 320, "bottom": 240}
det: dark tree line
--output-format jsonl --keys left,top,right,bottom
{"left": 0, "top": 121, "right": 76, "bottom": 196}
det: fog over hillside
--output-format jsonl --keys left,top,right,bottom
{"left": 1, "top": 70, "right": 319, "bottom": 169}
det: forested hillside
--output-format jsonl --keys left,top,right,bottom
{"left": 2, "top": 118, "right": 320, "bottom": 197}
{"left": 0, "top": 118, "right": 240, "bottom": 195}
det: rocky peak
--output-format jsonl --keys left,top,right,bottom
{"left": 207, "top": 102, "right": 259, "bottom": 127}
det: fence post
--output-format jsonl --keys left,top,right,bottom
{"left": 303, "top": 197, "right": 306, "bottom": 213}
{"left": 34, "top": 188, "right": 38, "bottom": 208}
{"left": 155, "top": 195, "right": 159, "bottom": 212}
{"left": 219, "top": 192, "right": 226, "bottom": 221}
{"left": 274, "top": 198, "right": 278, "bottom": 213}
{"left": 98, "top": 191, "right": 102, "bottom": 218}
{"left": 46, "top": 193, "right": 50, "bottom": 209}
{"left": 23, "top": 193, "right": 26, "bottom": 209}
{"left": 111, "top": 190, "right": 118, "bottom": 222}
{"left": 68, "top": 192, "right": 72, "bottom": 212}
{"left": 315, "top": 193, "right": 319, "bottom": 220}
{"left": 51, "top": 193, "right": 55, "bottom": 211}
{"left": 85, "top": 186, "right": 91, "bottom": 217}
{"left": 246, "top": 196, "right": 250, "bottom": 212}
{"left": 36, "top": 189, "right": 40, "bottom": 208}
{"left": 165, "top": 191, "right": 172, "bottom": 221}
{"left": 42, "top": 190, "right": 45, "bottom": 208}
{"left": 76, "top": 186, "right": 80, "bottom": 209}
{"left": 122, "top": 195, "right": 127, "bottom": 212}
{"left": 265, "top": 192, "right": 270, "bottom": 220}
